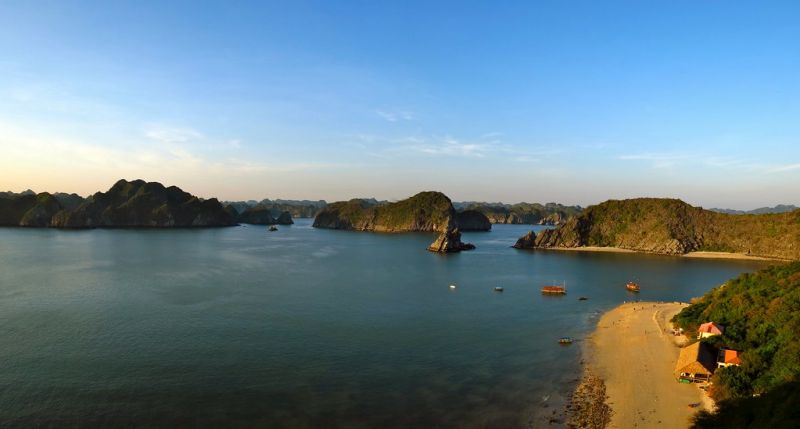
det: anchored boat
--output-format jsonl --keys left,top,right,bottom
{"left": 541, "top": 281, "right": 567, "bottom": 295}
{"left": 626, "top": 281, "right": 640, "bottom": 292}
{"left": 558, "top": 337, "right": 573, "bottom": 344}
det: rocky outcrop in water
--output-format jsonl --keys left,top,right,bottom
{"left": 427, "top": 228, "right": 476, "bottom": 253}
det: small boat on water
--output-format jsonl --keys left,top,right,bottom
{"left": 449, "top": 284, "right": 457, "bottom": 289}
{"left": 578, "top": 296, "right": 588, "bottom": 301}
{"left": 268, "top": 225, "right": 278, "bottom": 232}
{"left": 558, "top": 337, "right": 573, "bottom": 344}
{"left": 494, "top": 286, "right": 504, "bottom": 292}
{"left": 626, "top": 281, "right": 640, "bottom": 292}
{"left": 541, "top": 281, "right": 567, "bottom": 295}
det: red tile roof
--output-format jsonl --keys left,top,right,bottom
{"left": 698, "top": 322, "right": 724, "bottom": 335}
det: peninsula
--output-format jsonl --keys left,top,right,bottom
{"left": 513, "top": 198, "right": 800, "bottom": 260}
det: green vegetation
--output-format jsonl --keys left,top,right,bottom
{"left": 522, "top": 198, "right": 800, "bottom": 259}
{"left": 671, "top": 263, "right": 800, "bottom": 427}
{"left": 313, "top": 191, "right": 490, "bottom": 232}
{"left": 0, "top": 179, "right": 236, "bottom": 228}
{"left": 691, "top": 382, "right": 800, "bottom": 429}
{"left": 457, "top": 201, "right": 581, "bottom": 225}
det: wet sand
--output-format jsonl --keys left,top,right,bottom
{"left": 574, "top": 302, "right": 708, "bottom": 429}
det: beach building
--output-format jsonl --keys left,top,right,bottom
{"left": 697, "top": 322, "right": 724, "bottom": 339}
{"left": 675, "top": 342, "right": 717, "bottom": 382}
{"left": 717, "top": 349, "right": 742, "bottom": 368}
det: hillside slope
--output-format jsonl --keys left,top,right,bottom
{"left": 0, "top": 180, "right": 236, "bottom": 228}
{"left": 671, "top": 262, "right": 800, "bottom": 427}
{"left": 313, "top": 191, "right": 490, "bottom": 232}
{"left": 513, "top": 198, "right": 800, "bottom": 260}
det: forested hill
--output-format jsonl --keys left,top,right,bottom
{"left": 454, "top": 201, "right": 581, "bottom": 225}
{"left": 0, "top": 179, "right": 237, "bottom": 228}
{"left": 513, "top": 198, "right": 800, "bottom": 260}
{"left": 672, "top": 262, "right": 800, "bottom": 427}
{"left": 312, "top": 191, "right": 491, "bottom": 232}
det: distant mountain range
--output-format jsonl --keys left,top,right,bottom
{"left": 0, "top": 180, "right": 295, "bottom": 228}
{"left": 0, "top": 179, "right": 237, "bottom": 228}
{"left": 710, "top": 205, "right": 798, "bottom": 215}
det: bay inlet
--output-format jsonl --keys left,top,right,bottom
{"left": 0, "top": 220, "right": 769, "bottom": 428}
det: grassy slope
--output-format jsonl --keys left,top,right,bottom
{"left": 532, "top": 198, "right": 800, "bottom": 259}
{"left": 313, "top": 191, "right": 456, "bottom": 232}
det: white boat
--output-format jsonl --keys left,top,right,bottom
{"left": 449, "top": 284, "right": 456, "bottom": 289}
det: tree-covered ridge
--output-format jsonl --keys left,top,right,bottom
{"left": 0, "top": 179, "right": 237, "bottom": 228}
{"left": 673, "top": 262, "right": 800, "bottom": 427}
{"left": 312, "top": 191, "right": 490, "bottom": 232}
{"left": 456, "top": 201, "right": 582, "bottom": 225}
{"left": 516, "top": 198, "right": 800, "bottom": 259}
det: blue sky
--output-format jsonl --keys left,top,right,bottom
{"left": 1, "top": 1, "right": 798, "bottom": 208}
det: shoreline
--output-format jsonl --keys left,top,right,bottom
{"left": 534, "top": 246, "right": 785, "bottom": 261}
{"left": 567, "top": 302, "right": 711, "bottom": 429}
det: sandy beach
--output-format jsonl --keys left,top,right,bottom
{"left": 573, "top": 302, "right": 710, "bottom": 429}
{"left": 538, "top": 246, "right": 784, "bottom": 261}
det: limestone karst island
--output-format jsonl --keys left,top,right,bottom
{"left": 2, "top": 2, "right": 799, "bottom": 429}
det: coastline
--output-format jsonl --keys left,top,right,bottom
{"left": 534, "top": 246, "right": 785, "bottom": 261}
{"left": 568, "top": 302, "right": 711, "bottom": 429}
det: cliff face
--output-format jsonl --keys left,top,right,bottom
{"left": 427, "top": 228, "right": 476, "bottom": 253}
{"left": 0, "top": 193, "right": 65, "bottom": 227}
{"left": 514, "top": 198, "right": 800, "bottom": 260}
{"left": 313, "top": 191, "right": 490, "bottom": 232}
{"left": 0, "top": 179, "right": 237, "bottom": 228}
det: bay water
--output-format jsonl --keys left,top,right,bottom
{"left": 0, "top": 220, "right": 768, "bottom": 428}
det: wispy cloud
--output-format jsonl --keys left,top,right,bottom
{"left": 766, "top": 163, "right": 800, "bottom": 173}
{"left": 144, "top": 125, "right": 204, "bottom": 144}
{"left": 618, "top": 152, "right": 687, "bottom": 169}
{"left": 375, "top": 109, "right": 414, "bottom": 122}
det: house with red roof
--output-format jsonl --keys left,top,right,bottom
{"left": 717, "top": 349, "right": 742, "bottom": 368}
{"left": 697, "top": 322, "right": 724, "bottom": 339}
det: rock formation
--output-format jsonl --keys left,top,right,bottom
{"left": 427, "top": 228, "right": 476, "bottom": 253}
{"left": 1, "top": 179, "right": 237, "bottom": 228}
{"left": 313, "top": 191, "right": 490, "bottom": 232}
{"left": 513, "top": 198, "right": 800, "bottom": 260}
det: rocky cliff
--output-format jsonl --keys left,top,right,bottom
{"left": 513, "top": 198, "right": 800, "bottom": 260}
{"left": 313, "top": 191, "right": 490, "bottom": 232}
{"left": 427, "top": 228, "right": 476, "bottom": 253}
{"left": 0, "top": 179, "right": 237, "bottom": 228}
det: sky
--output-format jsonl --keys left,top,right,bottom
{"left": 0, "top": 1, "right": 798, "bottom": 209}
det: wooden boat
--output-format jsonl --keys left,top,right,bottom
{"left": 268, "top": 225, "right": 278, "bottom": 232}
{"left": 541, "top": 281, "right": 567, "bottom": 295}
{"left": 578, "top": 296, "right": 588, "bottom": 301}
{"left": 626, "top": 281, "right": 640, "bottom": 292}
{"left": 558, "top": 337, "right": 573, "bottom": 344}
{"left": 494, "top": 286, "right": 504, "bottom": 292}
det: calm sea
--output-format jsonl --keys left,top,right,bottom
{"left": 0, "top": 220, "right": 768, "bottom": 428}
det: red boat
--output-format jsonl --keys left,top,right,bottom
{"left": 542, "top": 282, "right": 567, "bottom": 295}
{"left": 626, "top": 281, "right": 640, "bottom": 292}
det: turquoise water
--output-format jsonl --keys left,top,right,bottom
{"left": 0, "top": 220, "right": 769, "bottom": 428}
